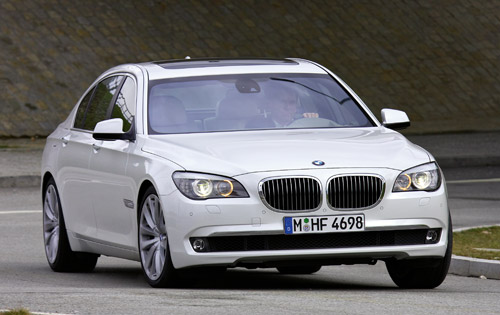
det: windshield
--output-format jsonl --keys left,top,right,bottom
{"left": 148, "top": 73, "right": 375, "bottom": 134}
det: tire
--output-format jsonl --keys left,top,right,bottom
{"left": 386, "top": 217, "right": 453, "bottom": 289}
{"left": 43, "top": 178, "right": 98, "bottom": 272}
{"left": 138, "top": 186, "right": 180, "bottom": 288}
{"left": 277, "top": 265, "right": 322, "bottom": 275}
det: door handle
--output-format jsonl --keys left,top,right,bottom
{"left": 92, "top": 143, "right": 101, "bottom": 152}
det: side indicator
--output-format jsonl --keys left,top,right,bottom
{"left": 123, "top": 199, "right": 134, "bottom": 209}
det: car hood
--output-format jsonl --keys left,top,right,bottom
{"left": 142, "top": 127, "right": 431, "bottom": 176}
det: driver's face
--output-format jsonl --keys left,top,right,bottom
{"left": 269, "top": 94, "right": 298, "bottom": 125}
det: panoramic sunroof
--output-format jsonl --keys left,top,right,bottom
{"left": 155, "top": 58, "right": 299, "bottom": 69}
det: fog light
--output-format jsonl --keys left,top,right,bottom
{"left": 425, "top": 230, "right": 439, "bottom": 244}
{"left": 192, "top": 238, "right": 206, "bottom": 252}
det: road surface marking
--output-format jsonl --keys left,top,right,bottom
{"left": 447, "top": 178, "right": 500, "bottom": 184}
{"left": 0, "top": 210, "right": 42, "bottom": 214}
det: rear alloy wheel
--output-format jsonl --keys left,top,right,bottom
{"left": 386, "top": 217, "right": 453, "bottom": 289}
{"left": 43, "top": 178, "right": 98, "bottom": 272}
{"left": 277, "top": 265, "right": 322, "bottom": 275}
{"left": 139, "top": 186, "right": 179, "bottom": 287}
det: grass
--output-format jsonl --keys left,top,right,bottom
{"left": 0, "top": 309, "right": 31, "bottom": 315}
{"left": 0, "top": 143, "right": 22, "bottom": 149}
{"left": 453, "top": 226, "right": 500, "bottom": 261}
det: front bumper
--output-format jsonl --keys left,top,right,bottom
{"left": 161, "top": 168, "right": 450, "bottom": 269}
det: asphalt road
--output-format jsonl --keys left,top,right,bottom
{"left": 1, "top": 172, "right": 499, "bottom": 314}
{"left": 444, "top": 166, "right": 500, "bottom": 229}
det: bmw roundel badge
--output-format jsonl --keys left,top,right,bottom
{"left": 312, "top": 160, "right": 325, "bottom": 166}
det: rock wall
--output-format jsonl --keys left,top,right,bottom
{"left": 1, "top": 0, "right": 499, "bottom": 136}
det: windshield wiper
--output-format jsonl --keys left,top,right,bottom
{"left": 270, "top": 77, "right": 350, "bottom": 105}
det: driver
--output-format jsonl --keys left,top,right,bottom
{"left": 247, "top": 84, "right": 318, "bottom": 128}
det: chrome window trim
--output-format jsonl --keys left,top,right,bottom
{"left": 71, "top": 72, "right": 138, "bottom": 131}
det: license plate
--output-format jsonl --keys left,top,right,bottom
{"left": 284, "top": 214, "right": 365, "bottom": 235}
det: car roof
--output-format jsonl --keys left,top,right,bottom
{"left": 139, "top": 58, "right": 328, "bottom": 80}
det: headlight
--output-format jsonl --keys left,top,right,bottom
{"left": 393, "top": 162, "right": 441, "bottom": 192}
{"left": 173, "top": 172, "right": 249, "bottom": 200}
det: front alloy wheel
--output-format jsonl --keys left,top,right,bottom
{"left": 139, "top": 186, "right": 179, "bottom": 287}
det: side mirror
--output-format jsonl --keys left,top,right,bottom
{"left": 93, "top": 118, "right": 136, "bottom": 141}
{"left": 381, "top": 109, "right": 410, "bottom": 130}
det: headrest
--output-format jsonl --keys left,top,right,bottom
{"left": 216, "top": 93, "right": 260, "bottom": 119}
{"left": 149, "top": 95, "right": 187, "bottom": 126}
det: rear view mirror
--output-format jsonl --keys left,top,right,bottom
{"left": 93, "top": 118, "right": 136, "bottom": 141}
{"left": 381, "top": 109, "right": 410, "bottom": 130}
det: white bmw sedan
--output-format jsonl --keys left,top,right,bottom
{"left": 42, "top": 58, "right": 451, "bottom": 288}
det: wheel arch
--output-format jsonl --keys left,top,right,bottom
{"left": 42, "top": 172, "right": 54, "bottom": 199}
{"left": 137, "top": 179, "right": 155, "bottom": 220}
